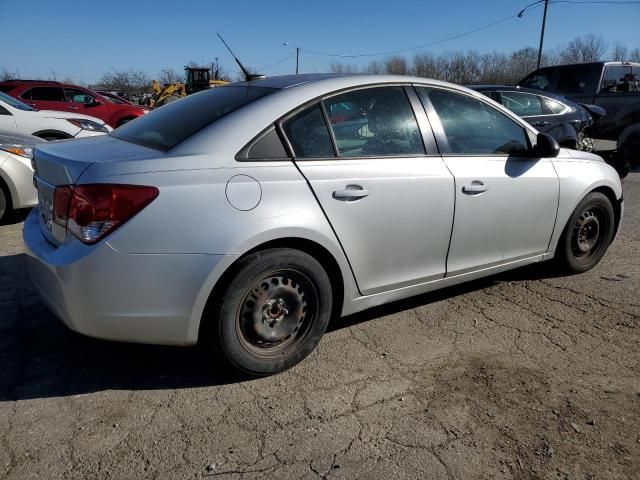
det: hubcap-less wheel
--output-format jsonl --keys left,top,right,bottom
{"left": 212, "top": 248, "right": 333, "bottom": 375}
{"left": 556, "top": 192, "right": 614, "bottom": 274}
{"left": 237, "top": 270, "right": 317, "bottom": 357}
{"left": 0, "top": 188, "right": 6, "bottom": 222}
{"left": 572, "top": 208, "right": 603, "bottom": 256}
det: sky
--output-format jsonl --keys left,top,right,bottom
{"left": 1, "top": 0, "right": 639, "bottom": 85}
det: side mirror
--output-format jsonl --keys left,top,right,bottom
{"left": 86, "top": 97, "right": 101, "bottom": 106}
{"left": 531, "top": 132, "right": 560, "bottom": 158}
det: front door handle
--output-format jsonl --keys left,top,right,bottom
{"left": 68, "top": 106, "right": 78, "bottom": 110}
{"left": 333, "top": 185, "right": 370, "bottom": 201}
{"left": 533, "top": 120, "right": 550, "bottom": 127}
{"left": 462, "top": 181, "right": 487, "bottom": 194}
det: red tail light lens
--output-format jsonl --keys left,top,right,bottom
{"left": 52, "top": 184, "right": 159, "bottom": 244}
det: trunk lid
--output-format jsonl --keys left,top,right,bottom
{"left": 33, "top": 135, "right": 161, "bottom": 246}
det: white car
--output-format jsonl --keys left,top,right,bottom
{"left": 0, "top": 130, "right": 43, "bottom": 221}
{"left": 0, "top": 92, "right": 111, "bottom": 140}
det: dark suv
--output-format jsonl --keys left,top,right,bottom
{"left": 0, "top": 80, "right": 148, "bottom": 128}
{"left": 519, "top": 62, "right": 640, "bottom": 169}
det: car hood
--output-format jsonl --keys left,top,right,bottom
{"left": 0, "top": 129, "right": 45, "bottom": 146}
{"left": 36, "top": 109, "right": 108, "bottom": 124}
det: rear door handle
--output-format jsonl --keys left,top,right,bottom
{"left": 533, "top": 120, "right": 550, "bottom": 127}
{"left": 462, "top": 181, "right": 487, "bottom": 194}
{"left": 333, "top": 185, "right": 370, "bottom": 201}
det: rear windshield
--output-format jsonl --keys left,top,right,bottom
{"left": 519, "top": 69, "right": 552, "bottom": 91}
{"left": 111, "top": 86, "right": 277, "bottom": 151}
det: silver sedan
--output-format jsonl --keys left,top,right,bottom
{"left": 23, "top": 74, "right": 623, "bottom": 375}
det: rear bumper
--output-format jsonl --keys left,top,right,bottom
{"left": 23, "top": 209, "right": 228, "bottom": 346}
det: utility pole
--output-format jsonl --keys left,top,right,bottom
{"left": 296, "top": 47, "right": 300, "bottom": 75}
{"left": 537, "top": 0, "right": 549, "bottom": 69}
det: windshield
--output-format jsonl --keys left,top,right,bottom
{"left": 0, "top": 91, "right": 36, "bottom": 111}
{"left": 111, "top": 86, "right": 277, "bottom": 151}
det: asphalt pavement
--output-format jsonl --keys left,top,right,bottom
{"left": 1, "top": 174, "right": 638, "bottom": 480}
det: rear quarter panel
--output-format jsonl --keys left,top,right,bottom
{"left": 79, "top": 156, "right": 360, "bottom": 327}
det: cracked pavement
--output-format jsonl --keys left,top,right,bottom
{"left": 1, "top": 174, "right": 639, "bottom": 480}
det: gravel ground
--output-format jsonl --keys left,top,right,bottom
{"left": 0, "top": 174, "right": 639, "bottom": 480}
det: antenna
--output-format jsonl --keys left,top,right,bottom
{"left": 216, "top": 33, "right": 266, "bottom": 81}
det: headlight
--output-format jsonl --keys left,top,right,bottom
{"left": 0, "top": 144, "right": 34, "bottom": 159}
{"left": 66, "top": 119, "right": 109, "bottom": 133}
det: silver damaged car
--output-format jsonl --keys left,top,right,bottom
{"left": 23, "top": 74, "right": 623, "bottom": 375}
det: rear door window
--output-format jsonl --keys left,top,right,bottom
{"left": 519, "top": 70, "right": 553, "bottom": 91}
{"left": 282, "top": 105, "right": 334, "bottom": 158}
{"left": 323, "top": 87, "right": 425, "bottom": 157}
{"left": 25, "top": 87, "right": 66, "bottom": 102}
{"left": 111, "top": 86, "right": 276, "bottom": 151}
{"left": 556, "top": 65, "right": 590, "bottom": 94}
{"left": 499, "top": 92, "right": 544, "bottom": 117}
{"left": 64, "top": 88, "right": 95, "bottom": 103}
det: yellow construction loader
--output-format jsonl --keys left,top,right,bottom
{"left": 148, "top": 66, "right": 229, "bottom": 107}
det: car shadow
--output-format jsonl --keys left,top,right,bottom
{"left": 0, "top": 252, "right": 568, "bottom": 402}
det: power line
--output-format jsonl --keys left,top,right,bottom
{"left": 301, "top": 13, "right": 525, "bottom": 58}
{"left": 299, "top": 0, "right": 637, "bottom": 59}
{"left": 551, "top": 1, "right": 640, "bottom": 3}
{"left": 258, "top": 51, "right": 295, "bottom": 71}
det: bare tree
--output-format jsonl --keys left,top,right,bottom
{"left": 100, "top": 69, "right": 151, "bottom": 95}
{"left": 1, "top": 67, "right": 18, "bottom": 81}
{"left": 412, "top": 53, "right": 438, "bottom": 78}
{"left": 384, "top": 56, "right": 409, "bottom": 75}
{"left": 611, "top": 43, "right": 629, "bottom": 61}
{"left": 629, "top": 47, "right": 640, "bottom": 63}
{"left": 363, "top": 60, "right": 384, "bottom": 74}
{"left": 559, "top": 34, "right": 607, "bottom": 64}
{"left": 158, "top": 68, "right": 183, "bottom": 85}
{"left": 329, "top": 62, "right": 359, "bottom": 73}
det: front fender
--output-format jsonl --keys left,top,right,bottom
{"left": 547, "top": 155, "right": 622, "bottom": 257}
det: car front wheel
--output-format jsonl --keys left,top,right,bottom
{"left": 211, "top": 248, "right": 333, "bottom": 376}
{"left": 555, "top": 192, "right": 615, "bottom": 273}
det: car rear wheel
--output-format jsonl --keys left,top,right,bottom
{"left": 555, "top": 192, "right": 615, "bottom": 273}
{"left": 212, "top": 248, "right": 332, "bottom": 376}
{"left": 0, "top": 184, "right": 9, "bottom": 223}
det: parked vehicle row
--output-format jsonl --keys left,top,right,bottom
{"left": 0, "top": 92, "right": 111, "bottom": 140}
{"left": 24, "top": 74, "right": 622, "bottom": 376}
{"left": 519, "top": 61, "right": 640, "bottom": 172}
{"left": 470, "top": 85, "right": 604, "bottom": 152}
{"left": 0, "top": 80, "right": 149, "bottom": 128}
{"left": 0, "top": 91, "right": 111, "bottom": 222}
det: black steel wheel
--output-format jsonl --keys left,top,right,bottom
{"left": 0, "top": 182, "right": 11, "bottom": 224}
{"left": 211, "top": 248, "right": 332, "bottom": 375}
{"left": 555, "top": 192, "right": 615, "bottom": 273}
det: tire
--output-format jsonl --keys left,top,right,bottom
{"left": 210, "top": 248, "right": 332, "bottom": 376}
{"left": 555, "top": 192, "right": 615, "bottom": 274}
{"left": 617, "top": 123, "right": 640, "bottom": 169}
{"left": 0, "top": 183, "right": 9, "bottom": 223}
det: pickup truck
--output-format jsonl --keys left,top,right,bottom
{"left": 519, "top": 61, "right": 640, "bottom": 172}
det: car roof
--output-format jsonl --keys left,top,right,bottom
{"left": 230, "top": 73, "right": 460, "bottom": 91}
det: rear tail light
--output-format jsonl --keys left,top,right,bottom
{"left": 52, "top": 184, "right": 159, "bottom": 244}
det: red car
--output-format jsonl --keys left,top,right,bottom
{"left": 0, "top": 80, "right": 148, "bottom": 128}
